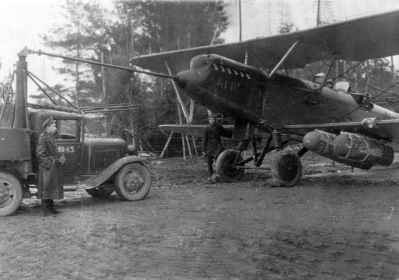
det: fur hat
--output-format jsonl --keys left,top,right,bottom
{"left": 42, "top": 116, "right": 55, "bottom": 129}
{"left": 313, "top": 72, "right": 325, "bottom": 78}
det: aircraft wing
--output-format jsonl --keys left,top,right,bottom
{"left": 284, "top": 118, "right": 399, "bottom": 143}
{"left": 161, "top": 120, "right": 399, "bottom": 151}
{"left": 159, "top": 124, "right": 233, "bottom": 138}
{"left": 131, "top": 10, "right": 399, "bottom": 73}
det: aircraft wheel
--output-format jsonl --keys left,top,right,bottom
{"left": 270, "top": 150, "right": 302, "bottom": 187}
{"left": 215, "top": 149, "right": 244, "bottom": 182}
{"left": 85, "top": 184, "right": 115, "bottom": 198}
{"left": 115, "top": 163, "right": 152, "bottom": 201}
{"left": 0, "top": 172, "right": 23, "bottom": 216}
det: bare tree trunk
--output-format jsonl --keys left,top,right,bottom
{"left": 75, "top": 24, "right": 80, "bottom": 106}
{"left": 101, "top": 50, "right": 106, "bottom": 101}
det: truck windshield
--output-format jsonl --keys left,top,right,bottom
{"left": 58, "top": 119, "right": 78, "bottom": 139}
{"left": 85, "top": 114, "right": 111, "bottom": 138}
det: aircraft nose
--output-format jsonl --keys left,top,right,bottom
{"left": 176, "top": 70, "right": 197, "bottom": 90}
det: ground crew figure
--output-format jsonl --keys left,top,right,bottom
{"left": 326, "top": 79, "right": 334, "bottom": 89}
{"left": 36, "top": 116, "right": 66, "bottom": 215}
{"left": 202, "top": 114, "right": 226, "bottom": 183}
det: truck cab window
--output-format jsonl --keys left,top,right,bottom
{"left": 57, "top": 119, "right": 78, "bottom": 139}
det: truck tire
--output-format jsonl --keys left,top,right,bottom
{"left": 270, "top": 150, "right": 302, "bottom": 187}
{"left": 215, "top": 149, "right": 244, "bottom": 182}
{"left": 0, "top": 172, "right": 23, "bottom": 216}
{"left": 85, "top": 184, "right": 115, "bottom": 198}
{"left": 115, "top": 163, "right": 151, "bottom": 201}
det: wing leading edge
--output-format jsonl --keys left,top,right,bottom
{"left": 131, "top": 9, "right": 399, "bottom": 73}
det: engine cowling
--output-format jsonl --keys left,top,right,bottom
{"left": 303, "top": 130, "right": 394, "bottom": 170}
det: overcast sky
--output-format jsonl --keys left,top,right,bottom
{"left": 1, "top": 0, "right": 399, "bottom": 93}
{"left": 0, "top": 0, "right": 113, "bottom": 83}
{"left": 223, "top": 0, "right": 399, "bottom": 41}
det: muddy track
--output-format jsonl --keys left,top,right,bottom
{"left": 1, "top": 157, "right": 399, "bottom": 279}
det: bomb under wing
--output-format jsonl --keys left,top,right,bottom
{"left": 303, "top": 130, "right": 394, "bottom": 170}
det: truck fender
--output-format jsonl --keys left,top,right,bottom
{"left": 78, "top": 156, "right": 149, "bottom": 190}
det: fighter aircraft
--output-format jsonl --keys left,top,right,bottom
{"left": 130, "top": 9, "right": 399, "bottom": 186}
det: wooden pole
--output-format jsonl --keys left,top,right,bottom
{"left": 165, "top": 60, "right": 198, "bottom": 159}
{"left": 189, "top": 99, "right": 195, "bottom": 123}
{"left": 160, "top": 132, "right": 174, "bottom": 158}
{"left": 185, "top": 135, "right": 192, "bottom": 158}
{"left": 165, "top": 62, "right": 190, "bottom": 121}
{"left": 101, "top": 50, "right": 106, "bottom": 100}
{"left": 267, "top": 0, "right": 271, "bottom": 36}
{"left": 316, "top": 0, "right": 321, "bottom": 26}
{"left": 75, "top": 23, "right": 81, "bottom": 106}
{"left": 188, "top": 99, "right": 198, "bottom": 156}
{"left": 365, "top": 60, "right": 370, "bottom": 94}
{"left": 191, "top": 136, "right": 198, "bottom": 157}
{"left": 177, "top": 104, "right": 186, "bottom": 159}
{"left": 238, "top": 0, "right": 242, "bottom": 42}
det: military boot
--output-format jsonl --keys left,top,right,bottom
{"left": 42, "top": 200, "right": 51, "bottom": 216}
{"left": 206, "top": 176, "right": 216, "bottom": 184}
{"left": 48, "top": 200, "right": 59, "bottom": 214}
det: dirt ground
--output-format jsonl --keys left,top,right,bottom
{"left": 2, "top": 154, "right": 399, "bottom": 280}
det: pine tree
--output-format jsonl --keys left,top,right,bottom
{"left": 41, "top": 0, "right": 229, "bottom": 152}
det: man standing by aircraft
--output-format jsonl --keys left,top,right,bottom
{"left": 202, "top": 114, "right": 227, "bottom": 183}
{"left": 312, "top": 72, "right": 325, "bottom": 84}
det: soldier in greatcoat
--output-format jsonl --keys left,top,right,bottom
{"left": 202, "top": 114, "right": 227, "bottom": 183}
{"left": 36, "top": 116, "right": 65, "bottom": 215}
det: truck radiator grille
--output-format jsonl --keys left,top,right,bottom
{"left": 92, "top": 149, "right": 120, "bottom": 173}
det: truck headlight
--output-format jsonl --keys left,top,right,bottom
{"left": 126, "top": 144, "right": 137, "bottom": 155}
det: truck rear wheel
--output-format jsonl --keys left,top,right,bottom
{"left": 115, "top": 163, "right": 151, "bottom": 201}
{"left": 0, "top": 172, "right": 23, "bottom": 216}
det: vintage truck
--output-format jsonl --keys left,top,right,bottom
{"left": 0, "top": 51, "right": 152, "bottom": 216}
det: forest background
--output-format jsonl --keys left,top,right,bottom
{"left": 32, "top": 0, "right": 399, "bottom": 155}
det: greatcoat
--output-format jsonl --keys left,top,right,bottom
{"left": 36, "top": 131, "right": 63, "bottom": 199}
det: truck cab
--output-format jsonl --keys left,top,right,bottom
{"left": 29, "top": 109, "right": 127, "bottom": 184}
{"left": 0, "top": 107, "right": 152, "bottom": 216}
{"left": 0, "top": 51, "right": 152, "bottom": 216}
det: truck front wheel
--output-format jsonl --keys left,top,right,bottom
{"left": 115, "top": 163, "right": 151, "bottom": 201}
{"left": 0, "top": 172, "right": 23, "bottom": 216}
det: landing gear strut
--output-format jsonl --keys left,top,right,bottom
{"left": 215, "top": 128, "right": 303, "bottom": 186}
